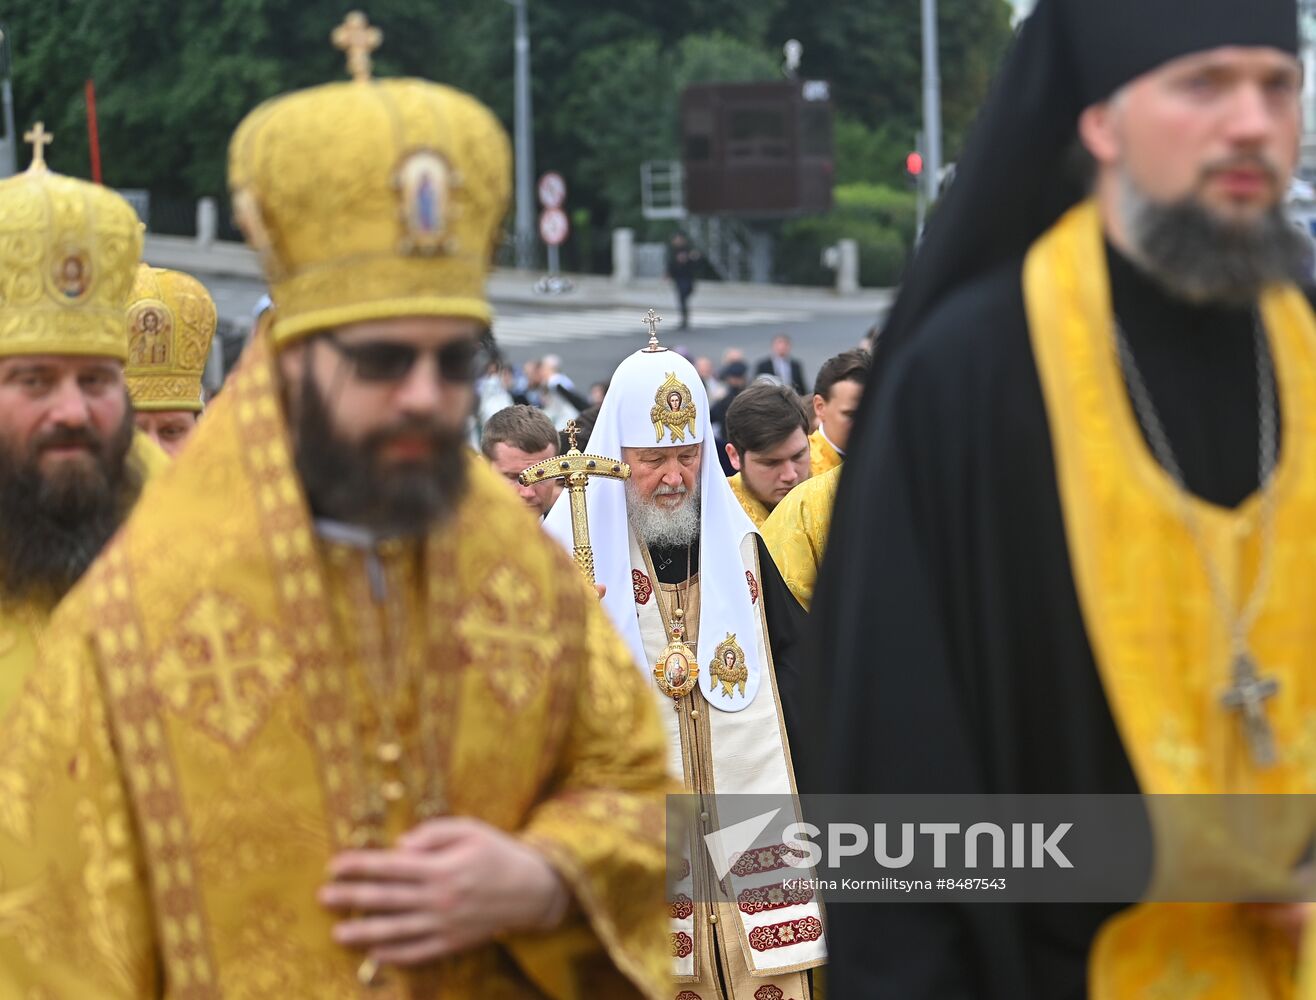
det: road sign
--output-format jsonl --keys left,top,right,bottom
{"left": 538, "top": 171, "right": 566, "bottom": 209}
{"left": 539, "top": 207, "right": 569, "bottom": 246}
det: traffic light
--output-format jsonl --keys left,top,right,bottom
{"left": 906, "top": 151, "right": 924, "bottom": 188}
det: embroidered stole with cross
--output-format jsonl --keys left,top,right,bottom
{"left": 1025, "top": 200, "right": 1316, "bottom": 1000}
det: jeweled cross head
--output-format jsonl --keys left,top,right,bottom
{"left": 642, "top": 309, "right": 664, "bottom": 352}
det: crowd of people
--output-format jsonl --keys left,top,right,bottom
{"left": 3, "top": 0, "right": 1316, "bottom": 997}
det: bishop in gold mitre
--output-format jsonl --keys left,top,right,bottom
{"left": 0, "top": 125, "right": 167, "bottom": 714}
{"left": 124, "top": 263, "right": 219, "bottom": 456}
{"left": 0, "top": 15, "right": 672, "bottom": 999}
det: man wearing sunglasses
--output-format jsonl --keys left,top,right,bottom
{"left": 0, "top": 16, "right": 671, "bottom": 999}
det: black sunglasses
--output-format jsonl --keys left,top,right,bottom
{"left": 323, "top": 333, "right": 490, "bottom": 384}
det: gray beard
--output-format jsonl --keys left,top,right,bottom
{"left": 1120, "top": 168, "right": 1311, "bottom": 306}
{"left": 626, "top": 478, "right": 701, "bottom": 549}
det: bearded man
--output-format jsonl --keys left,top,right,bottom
{"left": 810, "top": 0, "right": 1316, "bottom": 996}
{"left": 0, "top": 128, "right": 167, "bottom": 712}
{"left": 0, "top": 19, "right": 670, "bottom": 998}
{"left": 545, "top": 329, "right": 825, "bottom": 1000}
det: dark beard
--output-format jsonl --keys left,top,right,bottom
{"left": 0, "top": 403, "right": 139, "bottom": 603}
{"left": 293, "top": 364, "right": 469, "bottom": 536}
{"left": 1123, "top": 168, "right": 1312, "bottom": 305}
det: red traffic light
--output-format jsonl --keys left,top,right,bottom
{"left": 906, "top": 152, "right": 924, "bottom": 176}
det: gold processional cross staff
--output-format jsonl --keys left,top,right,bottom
{"left": 521, "top": 419, "right": 630, "bottom": 584}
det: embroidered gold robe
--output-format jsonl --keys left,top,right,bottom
{"left": 0, "top": 336, "right": 673, "bottom": 999}
{"left": 760, "top": 467, "right": 840, "bottom": 612}
{"left": 807, "top": 429, "right": 841, "bottom": 479}
{"left": 0, "top": 431, "right": 168, "bottom": 714}
{"left": 726, "top": 473, "right": 770, "bottom": 530}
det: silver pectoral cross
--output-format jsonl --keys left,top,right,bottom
{"left": 1220, "top": 651, "right": 1281, "bottom": 768}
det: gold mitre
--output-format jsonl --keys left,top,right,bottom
{"left": 227, "top": 11, "right": 512, "bottom": 348}
{"left": 0, "top": 123, "right": 144, "bottom": 360}
{"left": 124, "top": 265, "right": 217, "bottom": 412}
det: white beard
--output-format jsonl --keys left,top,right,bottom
{"left": 626, "top": 478, "right": 701, "bottom": 549}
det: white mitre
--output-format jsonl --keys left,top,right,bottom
{"left": 543, "top": 326, "right": 763, "bottom": 711}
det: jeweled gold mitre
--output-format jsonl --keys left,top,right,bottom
{"left": 0, "top": 123, "right": 144, "bottom": 360}
{"left": 125, "top": 265, "right": 218, "bottom": 412}
{"left": 227, "top": 10, "right": 512, "bottom": 348}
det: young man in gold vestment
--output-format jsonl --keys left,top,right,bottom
{"left": 760, "top": 466, "right": 839, "bottom": 612}
{"left": 809, "top": 0, "right": 1316, "bottom": 996}
{"left": 0, "top": 128, "right": 168, "bottom": 714}
{"left": 805, "top": 349, "right": 867, "bottom": 478}
{"left": 0, "top": 16, "right": 671, "bottom": 999}
{"left": 723, "top": 382, "right": 812, "bottom": 530}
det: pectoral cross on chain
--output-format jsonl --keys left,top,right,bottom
{"left": 1220, "top": 651, "right": 1280, "bottom": 767}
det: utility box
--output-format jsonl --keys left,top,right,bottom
{"left": 680, "top": 79, "right": 834, "bottom": 218}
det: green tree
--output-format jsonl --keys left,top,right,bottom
{"left": 7, "top": 0, "right": 1013, "bottom": 270}
{"left": 550, "top": 32, "right": 778, "bottom": 234}
{"left": 768, "top": 0, "right": 1013, "bottom": 177}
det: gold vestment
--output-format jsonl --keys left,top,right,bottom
{"left": 0, "top": 336, "right": 673, "bottom": 999}
{"left": 807, "top": 429, "right": 841, "bottom": 479}
{"left": 726, "top": 473, "right": 770, "bottom": 530}
{"left": 1026, "top": 200, "right": 1316, "bottom": 1000}
{"left": 761, "top": 467, "right": 840, "bottom": 611}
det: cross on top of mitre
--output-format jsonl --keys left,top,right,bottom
{"left": 23, "top": 122, "right": 52, "bottom": 172}
{"left": 642, "top": 308, "right": 665, "bottom": 352}
{"left": 333, "top": 11, "right": 383, "bottom": 83}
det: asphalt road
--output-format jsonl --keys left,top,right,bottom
{"left": 495, "top": 308, "right": 878, "bottom": 392}
{"left": 198, "top": 273, "right": 884, "bottom": 392}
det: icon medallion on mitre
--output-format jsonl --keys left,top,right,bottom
{"left": 650, "top": 372, "right": 698, "bottom": 444}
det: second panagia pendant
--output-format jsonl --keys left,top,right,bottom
{"left": 654, "top": 608, "right": 699, "bottom": 699}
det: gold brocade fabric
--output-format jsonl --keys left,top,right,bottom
{"left": 125, "top": 265, "right": 218, "bottom": 412}
{"left": 726, "top": 473, "right": 770, "bottom": 530}
{"left": 0, "top": 430, "right": 167, "bottom": 716}
{"left": 1023, "top": 200, "right": 1316, "bottom": 1000}
{"left": 807, "top": 429, "right": 841, "bottom": 479}
{"left": 761, "top": 467, "right": 840, "bottom": 611}
{"left": 0, "top": 333, "right": 673, "bottom": 999}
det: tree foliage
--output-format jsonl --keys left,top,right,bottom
{"left": 8, "top": 0, "right": 1012, "bottom": 260}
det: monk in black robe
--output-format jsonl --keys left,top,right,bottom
{"left": 805, "top": 0, "right": 1316, "bottom": 996}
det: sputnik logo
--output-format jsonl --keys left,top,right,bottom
{"left": 703, "top": 808, "right": 782, "bottom": 881}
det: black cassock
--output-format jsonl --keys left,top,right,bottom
{"left": 803, "top": 244, "right": 1278, "bottom": 999}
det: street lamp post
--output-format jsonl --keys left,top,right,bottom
{"left": 920, "top": 0, "right": 943, "bottom": 209}
{"left": 0, "top": 27, "right": 16, "bottom": 178}
{"left": 507, "top": 0, "right": 536, "bottom": 270}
